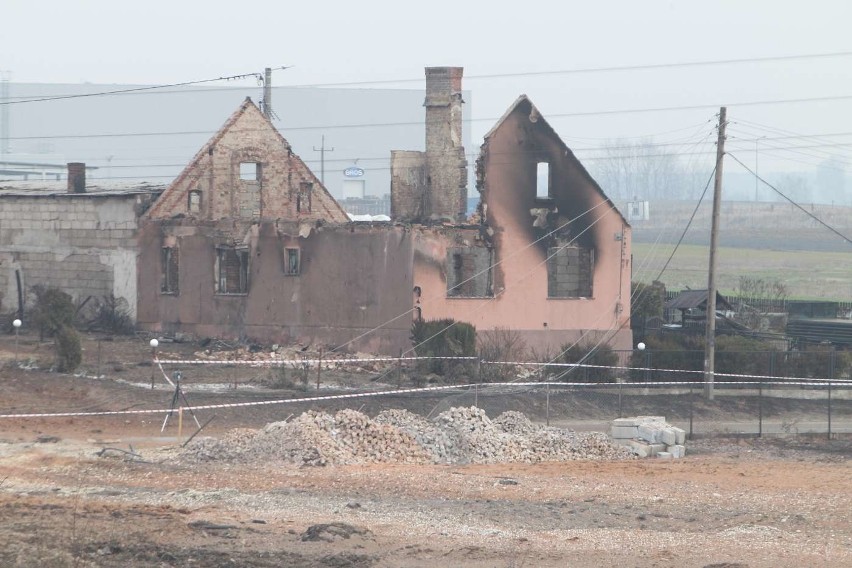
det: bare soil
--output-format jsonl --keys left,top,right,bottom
{"left": 1, "top": 333, "right": 850, "bottom": 567}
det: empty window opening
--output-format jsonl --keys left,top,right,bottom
{"left": 216, "top": 247, "right": 249, "bottom": 294}
{"left": 285, "top": 248, "right": 301, "bottom": 275}
{"left": 547, "top": 245, "right": 593, "bottom": 298}
{"left": 161, "top": 247, "right": 179, "bottom": 294}
{"left": 239, "top": 162, "right": 261, "bottom": 181}
{"left": 536, "top": 162, "right": 550, "bottom": 198}
{"left": 297, "top": 182, "right": 313, "bottom": 213}
{"left": 446, "top": 247, "right": 493, "bottom": 297}
{"left": 188, "top": 190, "right": 202, "bottom": 214}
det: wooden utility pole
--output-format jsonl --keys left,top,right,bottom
{"left": 313, "top": 135, "right": 334, "bottom": 185}
{"left": 704, "top": 107, "right": 727, "bottom": 400}
{"left": 261, "top": 67, "right": 273, "bottom": 119}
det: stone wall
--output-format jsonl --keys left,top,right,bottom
{"left": 146, "top": 99, "right": 348, "bottom": 224}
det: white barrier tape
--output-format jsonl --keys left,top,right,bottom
{"left": 0, "top": 407, "right": 177, "bottom": 419}
{"left": 156, "top": 361, "right": 176, "bottom": 387}
{"left": 1, "top": 379, "right": 847, "bottom": 419}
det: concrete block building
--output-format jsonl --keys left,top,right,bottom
{"left": 0, "top": 169, "right": 162, "bottom": 320}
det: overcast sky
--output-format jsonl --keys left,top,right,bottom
{"left": 3, "top": 0, "right": 852, "bottom": 181}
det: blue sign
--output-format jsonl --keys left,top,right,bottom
{"left": 344, "top": 166, "right": 365, "bottom": 178}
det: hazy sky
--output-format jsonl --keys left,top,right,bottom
{"left": 3, "top": 0, "right": 852, "bottom": 180}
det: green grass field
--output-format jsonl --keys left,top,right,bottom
{"left": 631, "top": 242, "right": 852, "bottom": 300}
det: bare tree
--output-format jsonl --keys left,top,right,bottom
{"left": 590, "top": 138, "right": 689, "bottom": 200}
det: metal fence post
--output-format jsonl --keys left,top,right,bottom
{"left": 758, "top": 375, "right": 763, "bottom": 438}
{"left": 688, "top": 383, "right": 694, "bottom": 439}
{"left": 828, "top": 348, "right": 835, "bottom": 440}
{"left": 317, "top": 347, "right": 323, "bottom": 390}
{"left": 827, "top": 379, "right": 833, "bottom": 440}
{"left": 644, "top": 350, "right": 651, "bottom": 382}
{"left": 618, "top": 380, "right": 623, "bottom": 418}
{"left": 545, "top": 384, "right": 550, "bottom": 427}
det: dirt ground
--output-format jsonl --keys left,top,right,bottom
{"left": 1, "top": 332, "right": 850, "bottom": 567}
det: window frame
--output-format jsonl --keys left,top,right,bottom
{"left": 160, "top": 246, "right": 179, "bottom": 295}
{"left": 215, "top": 246, "right": 250, "bottom": 295}
{"left": 284, "top": 247, "right": 301, "bottom": 276}
{"left": 187, "top": 189, "right": 202, "bottom": 214}
{"left": 239, "top": 162, "right": 261, "bottom": 181}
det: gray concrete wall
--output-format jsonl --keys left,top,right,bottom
{"left": 0, "top": 193, "right": 151, "bottom": 318}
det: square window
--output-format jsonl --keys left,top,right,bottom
{"left": 446, "top": 247, "right": 493, "bottom": 297}
{"left": 239, "top": 162, "right": 260, "bottom": 181}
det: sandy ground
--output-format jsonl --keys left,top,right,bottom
{"left": 0, "top": 333, "right": 850, "bottom": 567}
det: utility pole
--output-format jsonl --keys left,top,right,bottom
{"left": 704, "top": 107, "right": 727, "bottom": 400}
{"left": 313, "top": 135, "right": 334, "bottom": 185}
{"left": 261, "top": 67, "right": 273, "bottom": 119}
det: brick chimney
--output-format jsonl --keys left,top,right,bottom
{"left": 423, "top": 67, "right": 467, "bottom": 222}
{"left": 67, "top": 162, "right": 86, "bottom": 193}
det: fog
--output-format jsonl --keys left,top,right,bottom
{"left": 2, "top": 0, "right": 851, "bottom": 203}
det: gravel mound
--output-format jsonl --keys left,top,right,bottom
{"left": 181, "top": 406, "right": 632, "bottom": 466}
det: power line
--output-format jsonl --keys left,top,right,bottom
{"left": 727, "top": 152, "right": 852, "bottom": 245}
{"left": 8, "top": 50, "right": 850, "bottom": 98}
{"left": 0, "top": 68, "right": 291, "bottom": 106}
{"left": 655, "top": 165, "right": 717, "bottom": 281}
{"left": 8, "top": 90, "right": 852, "bottom": 143}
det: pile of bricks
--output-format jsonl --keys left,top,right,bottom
{"left": 182, "top": 407, "right": 634, "bottom": 466}
{"left": 609, "top": 416, "right": 687, "bottom": 459}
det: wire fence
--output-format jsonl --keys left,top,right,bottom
{"left": 2, "top": 353, "right": 850, "bottom": 441}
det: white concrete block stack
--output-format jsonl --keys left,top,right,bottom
{"left": 609, "top": 416, "right": 686, "bottom": 459}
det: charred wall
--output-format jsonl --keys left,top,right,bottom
{"left": 137, "top": 220, "right": 414, "bottom": 354}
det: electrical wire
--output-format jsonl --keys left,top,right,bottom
{"left": 6, "top": 49, "right": 852, "bottom": 99}
{"left": 654, "top": 165, "right": 717, "bottom": 282}
{"left": 727, "top": 152, "right": 852, "bottom": 245}
{"left": 0, "top": 68, "right": 290, "bottom": 106}
{"left": 8, "top": 92, "right": 852, "bottom": 143}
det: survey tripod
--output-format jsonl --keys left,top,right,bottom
{"left": 161, "top": 371, "right": 201, "bottom": 433}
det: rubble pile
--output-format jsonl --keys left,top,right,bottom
{"left": 182, "top": 406, "right": 633, "bottom": 466}
{"left": 609, "top": 416, "right": 687, "bottom": 458}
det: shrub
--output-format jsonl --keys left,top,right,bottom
{"left": 780, "top": 344, "right": 852, "bottom": 380}
{"left": 550, "top": 342, "right": 619, "bottom": 383}
{"left": 54, "top": 325, "right": 82, "bottom": 372}
{"left": 715, "top": 335, "right": 775, "bottom": 380}
{"left": 410, "top": 318, "right": 476, "bottom": 381}
{"left": 478, "top": 327, "right": 527, "bottom": 382}
{"left": 631, "top": 281, "right": 665, "bottom": 333}
{"left": 628, "top": 335, "right": 704, "bottom": 382}
{"left": 31, "top": 286, "right": 75, "bottom": 339}
{"left": 91, "top": 294, "right": 135, "bottom": 335}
